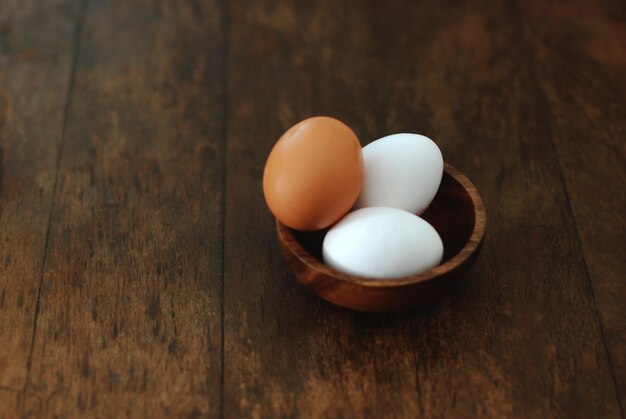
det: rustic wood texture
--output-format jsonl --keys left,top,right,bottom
{"left": 519, "top": 0, "right": 626, "bottom": 407}
{"left": 0, "top": 0, "right": 624, "bottom": 418}
{"left": 276, "top": 164, "right": 486, "bottom": 312}
{"left": 0, "top": 1, "right": 81, "bottom": 415}
{"left": 2, "top": 0, "right": 227, "bottom": 417}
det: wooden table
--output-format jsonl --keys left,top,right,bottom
{"left": 1, "top": 0, "right": 624, "bottom": 417}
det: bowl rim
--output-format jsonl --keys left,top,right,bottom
{"left": 276, "top": 162, "right": 487, "bottom": 288}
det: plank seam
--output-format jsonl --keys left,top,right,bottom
{"left": 18, "top": 0, "right": 90, "bottom": 413}
{"left": 549, "top": 110, "right": 625, "bottom": 419}
{"left": 549, "top": 111, "right": 626, "bottom": 419}
{"left": 219, "top": 0, "right": 231, "bottom": 418}
{"left": 513, "top": 1, "right": 624, "bottom": 415}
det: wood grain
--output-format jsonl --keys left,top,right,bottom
{"left": 0, "top": 0, "right": 623, "bottom": 417}
{"left": 0, "top": 1, "right": 80, "bottom": 415}
{"left": 18, "top": 0, "right": 226, "bottom": 417}
{"left": 223, "top": 0, "right": 622, "bottom": 417}
{"left": 520, "top": 0, "right": 626, "bottom": 410}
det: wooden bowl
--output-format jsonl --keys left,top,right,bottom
{"left": 276, "top": 163, "right": 487, "bottom": 312}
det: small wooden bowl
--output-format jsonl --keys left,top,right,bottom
{"left": 276, "top": 163, "right": 487, "bottom": 312}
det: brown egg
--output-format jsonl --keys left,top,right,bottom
{"left": 263, "top": 117, "right": 364, "bottom": 231}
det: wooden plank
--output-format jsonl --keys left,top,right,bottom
{"left": 21, "top": 0, "right": 226, "bottom": 416}
{"left": 223, "top": 0, "right": 621, "bottom": 417}
{"left": 519, "top": 0, "right": 626, "bottom": 409}
{"left": 0, "top": 1, "right": 79, "bottom": 415}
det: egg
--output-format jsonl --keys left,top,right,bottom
{"left": 322, "top": 207, "right": 444, "bottom": 279}
{"left": 355, "top": 133, "right": 443, "bottom": 214}
{"left": 263, "top": 117, "right": 364, "bottom": 231}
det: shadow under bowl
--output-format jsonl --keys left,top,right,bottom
{"left": 276, "top": 162, "right": 487, "bottom": 312}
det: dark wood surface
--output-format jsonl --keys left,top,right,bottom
{"left": 0, "top": 0, "right": 624, "bottom": 417}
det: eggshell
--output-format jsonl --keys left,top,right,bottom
{"left": 355, "top": 133, "right": 443, "bottom": 214}
{"left": 322, "top": 207, "right": 444, "bottom": 279}
{"left": 263, "top": 117, "right": 363, "bottom": 231}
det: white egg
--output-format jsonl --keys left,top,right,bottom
{"left": 355, "top": 133, "right": 443, "bottom": 214}
{"left": 322, "top": 207, "right": 444, "bottom": 279}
